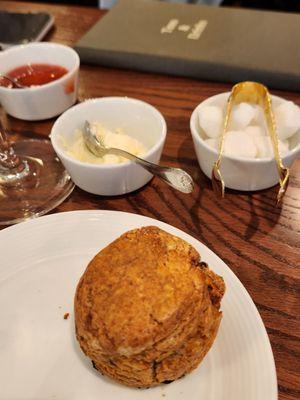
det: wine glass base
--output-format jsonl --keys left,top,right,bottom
{"left": 0, "top": 139, "right": 74, "bottom": 225}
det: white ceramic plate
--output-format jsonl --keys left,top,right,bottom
{"left": 0, "top": 211, "right": 277, "bottom": 400}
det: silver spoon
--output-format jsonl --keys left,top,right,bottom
{"left": 0, "top": 74, "right": 25, "bottom": 89}
{"left": 83, "top": 121, "right": 194, "bottom": 194}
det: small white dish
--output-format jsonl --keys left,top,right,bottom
{"left": 50, "top": 97, "right": 167, "bottom": 196}
{"left": 0, "top": 42, "right": 80, "bottom": 121}
{"left": 0, "top": 210, "right": 277, "bottom": 400}
{"left": 190, "top": 92, "right": 300, "bottom": 191}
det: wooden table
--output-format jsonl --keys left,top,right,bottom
{"left": 1, "top": 2, "right": 299, "bottom": 398}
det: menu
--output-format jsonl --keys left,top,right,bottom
{"left": 75, "top": 0, "right": 300, "bottom": 91}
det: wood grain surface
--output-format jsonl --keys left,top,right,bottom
{"left": 1, "top": 2, "right": 299, "bottom": 398}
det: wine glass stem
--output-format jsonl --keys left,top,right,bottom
{"left": 0, "top": 122, "right": 30, "bottom": 184}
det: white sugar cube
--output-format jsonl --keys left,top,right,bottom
{"left": 204, "top": 137, "right": 220, "bottom": 150}
{"left": 253, "top": 136, "right": 290, "bottom": 158}
{"left": 198, "top": 106, "right": 223, "bottom": 138}
{"left": 244, "top": 125, "right": 267, "bottom": 137}
{"left": 253, "top": 136, "right": 273, "bottom": 158}
{"left": 224, "top": 130, "right": 257, "bottom": 158}
{"left": 274, "top": 101, "right": 300, "bottom": 140}
{"left": 252, "top": 105, "right": 267, "bottom": 129}
{"left": 230, "top": 102, "right": 258, "bottom": 130}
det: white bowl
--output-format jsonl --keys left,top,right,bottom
{"left": 0, "top": 42, "right": 80, "bottom": 121}
{"left": 50, "top": 97, "right": 167, "bottom": 196}
{"left": 190, "top": 92, "right": 300, "bottom": 191}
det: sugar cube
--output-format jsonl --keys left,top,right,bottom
{"left": 198, "top": 106, "right": 223, "bottom": 138}
{"left": 252, "top": 105, "right": 268, "bottom": 129}
{"left": 224, "top": 130, "right": 257, "bottom": 158}
{"left": 244, "top": 125, "right": 267, "bottom": 137}
{"left": 253, "top": 136, "right": 290, "bottom": 158}
{"left": 274, "top": 101, "right": 300, "bottom": 140}
{"left": 230, "top": 102, "right": 258, "bottom": 130}
{"left": 253, "top": 136, "right": 273, "bottom": 158}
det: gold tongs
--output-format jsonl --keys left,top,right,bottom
{"left": 212, "top": 81, "right": 289, "bottom": 205}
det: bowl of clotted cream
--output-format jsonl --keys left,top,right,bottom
{"left": 50, "top": 97, "right": 166, "bottom": 195}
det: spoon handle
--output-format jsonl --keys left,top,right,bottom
{"left": 106, "top": 147, "right": 194, "bottom": 194}
{"left": 0, "top": 74, "right": 23, "bottom": 89}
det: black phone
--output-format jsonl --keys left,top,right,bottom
{"left": 0, "top": 11, "right": 54, "bottom": 49}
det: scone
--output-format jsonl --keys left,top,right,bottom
{"left": 74, "top": 226, "right": 225, "bottom": 387}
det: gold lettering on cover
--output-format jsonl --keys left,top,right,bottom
{"left": 187, "top": 20, "right": 208, "bottom": 40}
{"left": 160, "top": 19, "right": 179, "bottom": 34}
{"left": 178, "top": 24, "right": 190, "bottom": 32}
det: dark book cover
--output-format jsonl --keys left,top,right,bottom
{"left": 74, "top": 0, "right": 300, "bottom": 91}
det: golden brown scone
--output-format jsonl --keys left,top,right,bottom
{"left": 75, "top": 226, "right": 225, "bottom": 388}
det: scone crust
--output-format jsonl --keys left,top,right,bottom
{"left": 75, "top": 226, "right": 206, "bottom": 356}
{"left": 74, "top": 226, "right": 225, "bottom": 387}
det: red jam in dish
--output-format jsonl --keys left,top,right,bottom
{"left": 0, "top": 63, "right": 68, "bottom": 88}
